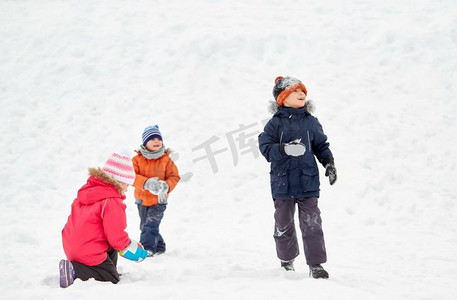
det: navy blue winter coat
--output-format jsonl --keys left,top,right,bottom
{"left": 258, "top": 104, "right": 333, "bottom": 199}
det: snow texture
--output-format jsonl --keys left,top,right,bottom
{"left": 1, "top": 0, "right": 456, "bottom": 299}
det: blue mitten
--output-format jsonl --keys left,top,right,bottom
{"left": 119, "top": 240, "right": 147, "bottom": 262}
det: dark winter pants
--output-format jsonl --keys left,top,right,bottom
{"left": 71, "top": 248, "right": 120, "bottom": 284}
{"left": 137, "top": 203, "right": 167, "bottom": 254}
{"left": 273, "top": 197, "right": 327, "bottom": 266}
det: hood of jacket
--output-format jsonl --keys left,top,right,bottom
{"left": 76, "top": 168, "right": 125, "bottom": 205}
{"left": 268, "top": 99, "right": 315, "bottom": 116}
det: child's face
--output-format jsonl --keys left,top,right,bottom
{"left": 145, "top": 138, "right": 163, "bottom": 152}
{"left": 283, "top": 89, "right": 307, "bottom": 108}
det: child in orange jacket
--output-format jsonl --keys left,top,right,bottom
{"left": 132, "top": 125, "right": 180, "bottom": 256}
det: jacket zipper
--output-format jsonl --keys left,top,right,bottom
{"left": 307, "top": 130, "right": 311, "bottom": 151}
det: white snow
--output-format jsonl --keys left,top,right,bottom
{"left": 1, "top": 0, "right": 456, "bottom": 299}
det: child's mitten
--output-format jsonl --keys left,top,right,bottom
{"left": 280, "top": 139, "right": 306, "bottom": 156}
{"left": 119, "top": 240, "right": 147, "bottom": 262}
{"left": 144, "top": 177, "right": 161, "bottom": 195}
{"left": 157, "top": 181, "right": 169, "bottom": 204}
{"left": 325, "top": 163, "right": 337, "bottom": 185}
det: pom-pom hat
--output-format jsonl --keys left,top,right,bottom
{"left": 142, "top": 125, "right": 162, "bottom": 146}
{"left": 272, "top": 76, "right": 307, "bottom": 107}
{"left": 102, "top": 153, "right": 136, "bottom": 185}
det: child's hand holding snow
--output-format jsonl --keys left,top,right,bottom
{"left": 144, "top": 177, "right": 161, "bottom": 194}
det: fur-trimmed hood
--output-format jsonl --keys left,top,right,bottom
{"left": 87, "top": 167, "right": 125, "bottom": 195}
{"left": 268, "top": 99, "right": 315, "bottom": 115}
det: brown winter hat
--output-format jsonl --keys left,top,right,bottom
{"left": 273, "top": 76, "right": 307, "bottom": 107}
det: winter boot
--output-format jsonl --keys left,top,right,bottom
{"left": 59, "top": 259, "right": 75, "bottom": 288}
{"left": 309, "top": 264, "right": 329, "bottom": 279}
{"left": 280, "top": 259, "right": 295, "bottom": 271}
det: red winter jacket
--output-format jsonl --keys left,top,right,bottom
{"left": 62, "top": 172, "right": 131, "bottom": 266}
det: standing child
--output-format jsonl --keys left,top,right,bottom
{"left": 258, "top": 76, "right": 337, "bottom": 279}
{"left": 132, "top": 125, "right": 180, "bottom": 256}
{"left": 60, "top": 152, "right": 148, "bottom": 288}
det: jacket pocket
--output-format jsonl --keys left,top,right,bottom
{"left": 270, "top": 168, "right": 288, "bottom": 195}
{"left": 300, "top": 168, "right": 319, "bottom": 192}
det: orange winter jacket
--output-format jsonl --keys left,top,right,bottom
{"left": 132, "top": 150, "right": 180, "bottom": 206}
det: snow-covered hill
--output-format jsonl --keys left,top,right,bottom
{"left": 1, "top": 0, "right": 456, "bottom": 299}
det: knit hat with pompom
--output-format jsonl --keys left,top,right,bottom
{"left": 272, "top": 76, "right": 307, "bottom": 107}
{"left": 102, "top": 152, "right": 135, "bottom": 185}
{"left": 142, "top": 125, "right": 162, "bottom": 146}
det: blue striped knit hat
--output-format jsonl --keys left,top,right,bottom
{"left": 142, "top": 125, "right": 162, "bottom": 146}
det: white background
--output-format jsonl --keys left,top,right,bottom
{"left": 1, "top": 0, "right": 456, "bottom": 299}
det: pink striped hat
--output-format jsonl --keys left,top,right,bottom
{"left": 102, "top": 153, "right": 135, "bottom": 185}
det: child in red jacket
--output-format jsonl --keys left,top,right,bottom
{"left": 60, "top": 152, "right": 148, "bottom": 288}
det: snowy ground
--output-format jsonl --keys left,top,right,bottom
{"left": 1, "top": 0, "right": 456, "bottom": 299}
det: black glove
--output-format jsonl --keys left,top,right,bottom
{"left": 325, "top": 163, "right": 337, "bottom": 185}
